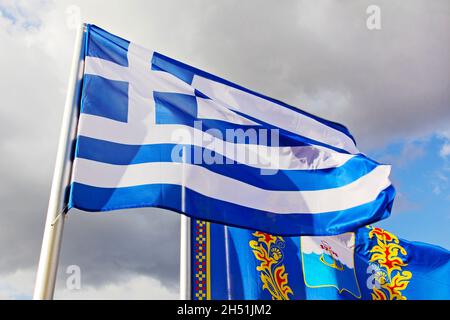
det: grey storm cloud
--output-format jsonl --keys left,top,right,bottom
{"left": 0, "top": 0, "right": 448, "bottom": 298}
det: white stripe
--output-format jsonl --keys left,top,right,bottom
{"left": 197, "top": 97, "right": 259, "bottom": 126}
{"left": 72, "top": 158, "right": 392, "bottom": 214}
{"left": 127, "top": 42, "right": 154, "bottom": 72}
{"left": 84, "top": 57, "right": 128, "bottom": 82}
{"left": 77, "top": 114, "right": 355, "bottom": 171}
{"left": 192, "top": 75, "right": 359, "bottom": 154}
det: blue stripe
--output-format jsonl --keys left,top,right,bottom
{"left": 152, "top": 52, "right": 194, "bottom": 84}
{"left": 150, "top": 51, "right": 356, "bottom": 146}
{"left": 69, "top": 183, "right": 181, "bottom": 213}
{"left": 81, "top": 75, "right": 129, "bottom": 122}
{"left": 86, "top": 24, "right": 129, "bottom": 67}
{"left": 154, "top": 92, "right": 278, "bottom": 145}
{"left": 68, "top": 183, "right": 395, "bottom": 236}
{"left": 153, "top": 92, "right": 354, "bottom": 151}
{"left": 76, "top": 136, "right": 379, "bottom": 191}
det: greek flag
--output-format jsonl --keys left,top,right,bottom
{"left": 68, "top": 25, "right": 395, "bottom": 235}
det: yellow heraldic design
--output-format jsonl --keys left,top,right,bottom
{"left": 368, "top": 226, "right": 412, "bottom": 300}
{"left": 249, "top": 232, "right": 293, "bottom": 300}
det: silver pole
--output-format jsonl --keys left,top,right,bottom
{"left": 33, "top": 23, "right": 86, "bottom": 300}
{"left": 179, "top": 146, "right": 191, "bottom": 300}
{"left": 224, "top": 225, "right": 232, "bottom": 300}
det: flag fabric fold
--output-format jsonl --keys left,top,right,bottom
{"left": 68, "top": 24, "right": 395, "bottom": 235}
{"left": 191, "top": 220, "right": 450, "bottom": 300}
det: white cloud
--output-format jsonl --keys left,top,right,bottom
{"left": 0, "top": 268, "right": 35, "bottom": 300}
{"left": 440, "top": 143, "right": 450, "bottom": 158}
{"left": 432, "top": 171, "right": 449, "bottom": 194}
{"left": 0, "top": 268, "right": 178, "bottom": 300}
{"left": 55, "top": 274, "right": 178, "bottom": 300}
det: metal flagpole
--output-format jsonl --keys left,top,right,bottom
{"left": 224, "top": 225, "right": 232, "bottom": 300}
{"left": 33, "top": 23, "right": 86, "bottom": 300}
{"left": 179, "top": 146, "right": 191, "bottom": 300}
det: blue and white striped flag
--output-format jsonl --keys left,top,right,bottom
{"left": 68, "top": 25, "right": 395, "bottom": 235}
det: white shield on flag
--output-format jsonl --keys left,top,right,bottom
{"left": 300, "top": 233, "right": 362, "bottom": 298}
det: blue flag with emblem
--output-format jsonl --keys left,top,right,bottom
{"left": 68, "top": 24, "right": 396, "bottom": 236}
{"left": 191, "top": 220, "right": 450, "bottom": 300}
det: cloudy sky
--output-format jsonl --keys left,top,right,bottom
{"left": 0, "top": 0, "right": 448, "bottom": 299}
